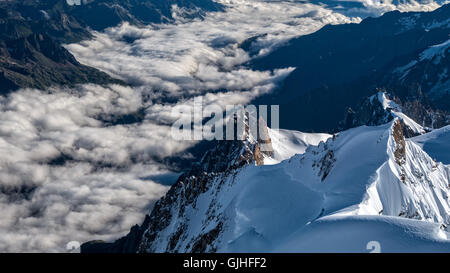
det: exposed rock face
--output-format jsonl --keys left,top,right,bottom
{"left": 310, "top": 137, "right": 337, "bottom": 181}
{"left": 80, "top": 220, "right": 149, "bottom": 253}
{"left": 136, "top": 117, "right": 274, "bottom": 253}
{"left": 257, "top": 117, "right": 273, "bottom": 156}
{"left": 340, "top": 91, "right": 427, "bottom": 138}
{"left": 341, "top": 90, "right": 395, "bottom": 130}
{"left": 392, "top": 120, "right": 406, "bottom": 166}
{"left": 317, "top": 149, "right": 335, "bottom": 181}
{"left": 190, "top": 222, "right": 223, "bottom": 253}
{"left": 0, "top": 33, "right": 121, "bottom": 94}
{"left": 396, "top": 95, "right": 449, "bottom": 129}
{"left": 254, "top": 116, "right": 273, "bottom": 165}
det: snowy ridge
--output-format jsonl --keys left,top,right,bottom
{"left": 341, "top": 90, "right": 430, "bottom": 135}
{"left": 377, "top": 91, "right": 427, "bottom": 134}
{"left": 337, "top": 120, "right": 450, "bottom": 224}
{"left": 136, "top": 118, "right": 450, "bottom": 253}
{"left": 376, "top": 92, "right": 401, "bottom": 112}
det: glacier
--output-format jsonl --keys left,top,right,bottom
{"left": 131, "top": 117, "right": 450, "bottom": 253}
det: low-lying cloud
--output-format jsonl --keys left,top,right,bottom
{"left": 0, "top": 85, "right": 175, "bottom": 252}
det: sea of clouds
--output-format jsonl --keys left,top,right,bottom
{"left": 0, "top": 0, "right": 445, "bottom": 252}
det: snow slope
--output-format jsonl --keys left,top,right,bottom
{"left": 420, "top": 38, "right": 450, "bottom": 63}
{"left": 276, "top": 215, "right": 450, "bottom": 253}
{"left": 377, "top": 92, "right": 426, "bottom": 134}
{"left": 412, "top": 125, "right": 450, "bottom": 164}
{"left": 265, "top": 128, "right": 331, "bottom": 164}
{"left": 137, "top": 119, "right": 450, "bottom": 253}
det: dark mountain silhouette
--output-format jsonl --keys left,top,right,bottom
{"left": 249, "top": 4, "right": 450, "bottom": 132}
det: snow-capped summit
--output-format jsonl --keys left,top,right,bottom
{"left": 139, "top": 118, "right": 450, "bottom": 252}
{"left": 83, "top": 113, "right": 450, "bottom": 253}
{"left": 341, "top": 91, "right": 427, "bottom": 136}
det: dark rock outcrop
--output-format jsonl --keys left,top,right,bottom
{"left": 340, "top": 91, "right": 446, "bottom": 136}
{"left": 340, "top": 91, "right": 395, "bottom": 131}
{"left": 0, "top": 33, "right": 122, "bottom": 94}
{"left": 392, "top": 119, "right": 406, "bottom": 165}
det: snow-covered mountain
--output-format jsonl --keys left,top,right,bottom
{"left": 83, "top": 111, "right": 450, "bottom": 253}
{"left": 341, "top": 91, "right": 429, "bottom": 137}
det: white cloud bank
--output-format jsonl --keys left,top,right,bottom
{"left": 0, "top": 85, "right": 174, "bottom": 252}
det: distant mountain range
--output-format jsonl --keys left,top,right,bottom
{"left": 250, "top": 4, "right": 450, "bottom": 132}
{"left": 0, "top": 0, "right": 223, "bottom": 94}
